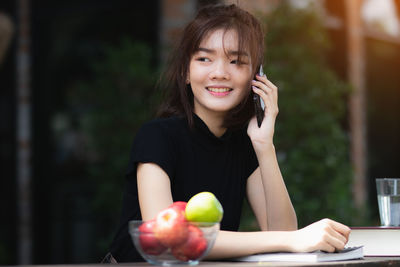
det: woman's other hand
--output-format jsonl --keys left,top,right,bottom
{"left": 289, "top": 219, "right": 351, "bottom": 253}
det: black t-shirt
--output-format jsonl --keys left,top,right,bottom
{"left": 109, "top": 114, "right": 258, "bottom": 262}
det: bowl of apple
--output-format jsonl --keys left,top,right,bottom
{"left": 129, "top": 192, "right": 223, "bottom": 266}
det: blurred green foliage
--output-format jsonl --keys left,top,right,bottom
{"left": 241, "top": 3, "right": 360, "bottom": 230}
{"left": 68, "top": 39, "right": 158, "bottom": 255}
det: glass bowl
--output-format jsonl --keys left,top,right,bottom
{"left": 129, "top": 220, "right": 219, "bottom": 266}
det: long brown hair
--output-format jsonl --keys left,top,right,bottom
{"left": 157, "top": 4, "right": 264, "bottom": 129}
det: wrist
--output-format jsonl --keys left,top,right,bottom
{"left": 259, "top": 230, "right": 297, "bottom": 253}
{"left": 252, "top": 141, "right": 275, "bottom": 157}
{"left": 279, "top": 230, "right": 298, "bottom": 252}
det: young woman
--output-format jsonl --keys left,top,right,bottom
{"left": 108, "top": 3, "right": 350, "bottom": 262}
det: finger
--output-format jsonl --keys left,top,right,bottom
{"left": 318, "top": 242, "right": 336, "bottom": 253}
{"left": 255, "top": 74, "right": 278, "bottom": 91}
{"left": 252, "top": 86, "right": 269, "bottom": 107}
{"left": 326, "top": 234, "right": 346, "bottom": 251}
{"left": 333, "top": 222, "right": 351, "bottom": 238}
{"left": 322, "top": 221, "right": 347, "bottom": 243}
{"left": 312, "top": 228, "right": 345, "bottom": 252}
{"left": 317, "top": 220, "right": 348, "bottom": 250}
{"left": 252, "top": 86, "right": 278, "bottom": 116}
{"left": 251, "top": 80, "right": 273, "bottom": 94}
{"left": 324, "top": 219, "right": 351, "bottom": 241}
{"left": 252, "top": 80, "right": 278, "bottom": 102}
{"left": 325, "top": 227, "right": 347, "bottom": 250}
{"left": 252, "top": 85, "right": 276, "bottom": 107}
{"left": 252, "top": 82, "right": 278, "bottom": 103}
{"left": 252, "top": 78, "right": 276, "bottom": 90}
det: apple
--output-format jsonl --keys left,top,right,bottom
{"left": 185, "top": 192, "right": 223, "bottom": 223}
{"left": 169, "top": 201, "right": 187, "bottom": 214}
{"left": 154, "top": 207, "right": 189, "bottom": 247}
{"left": 172, "top": 224, "right": 207, "bottom": 261}
{"left": 138, "top": 220, "right": 167, "bottom": 255}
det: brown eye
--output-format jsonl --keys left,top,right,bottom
{"left": 197, "top": 57, "right": 210, "bottom": 62}
{"left": 231, "top": 59, "right": 247, "bottom": 65}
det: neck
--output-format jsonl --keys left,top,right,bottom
{"left": 194, "top": 111, "right": 227, "bottom": 138}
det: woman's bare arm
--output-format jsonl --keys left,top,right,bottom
{"left": 137, "top": 162, "right": 351, "bottom": 259}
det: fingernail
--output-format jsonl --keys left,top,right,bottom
{"left": 252, "top": 85, "right": 257, "bottom": 90}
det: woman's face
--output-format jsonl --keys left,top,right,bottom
{"left": 188, "top": 29, "right": 253, "bottom": 119}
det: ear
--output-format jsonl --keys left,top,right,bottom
{"left": 186, "top": 74, "right": 190, "bottom": 84}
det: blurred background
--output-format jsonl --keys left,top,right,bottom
{"left": 1, "top": 0, "right": 399, "bottom": 265}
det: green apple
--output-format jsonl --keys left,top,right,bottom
{"left": 185, "top": 192, "right": 223, "bottom": 223}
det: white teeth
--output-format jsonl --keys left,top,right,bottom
{"left": 207, "top": 87, "right": 231, "bottom": 93}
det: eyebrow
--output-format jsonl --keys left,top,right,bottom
{"left": 197, "top": 47, "right": 249, "bottom": 57}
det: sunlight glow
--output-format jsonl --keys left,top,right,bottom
{"left": 362, "top": 0, "right": 400, "bottom": 36}
{"left": 289, "top": 0, "right": 315, "bottom": 9}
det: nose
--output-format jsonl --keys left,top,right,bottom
{"left": 209, "top": 61, "right": 230, "bottom": 80}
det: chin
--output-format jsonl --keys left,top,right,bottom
{"left": 194, "top": 96, "right": 244, "bottom": 116}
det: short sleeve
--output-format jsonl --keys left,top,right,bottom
{"left": 125, "top": 120, "right": 176, "bottom": 180}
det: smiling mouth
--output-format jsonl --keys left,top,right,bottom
{"left": 206, "top": 87, "right": 233, "bottom": 93}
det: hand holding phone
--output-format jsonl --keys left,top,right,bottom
{"left": 253, "top": 65, "right": 265, "bottom": 127}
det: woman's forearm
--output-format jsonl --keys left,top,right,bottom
{"left": 206, "top": 218, "right": 351, "bottom": 259}
{"left": 255, "top": 143, "right": 297, "bottom": 230}
{"left": 206, "top": 230, "right": 292, "bottom": 259}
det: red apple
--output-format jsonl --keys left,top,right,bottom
{"left": 154, "top": 207, "right": 189, "bottom": 247}
{"left": 169, "top": 201, "right": 187, "bottom": 214}
{"left": 138, "top": 220, "right": 167, "bottom": 255}
{"left": 172, "top": 224, "right": 207, "bottom": 261}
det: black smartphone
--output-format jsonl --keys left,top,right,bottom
{"left": 253, "top": 65, "right": 265, "bottom": 127}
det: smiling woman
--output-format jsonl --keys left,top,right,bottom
{"left": 108, "top": 3, "right": 352, "bottom": 263}
{"left": 157, "top": 4, "right": 264, "bottom": 130}
{"left": 188, "top": 29, "right": 253, "bottom": 133}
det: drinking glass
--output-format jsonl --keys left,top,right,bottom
{"left": 376, "top": 178, "right": 400, "bottom": 226}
